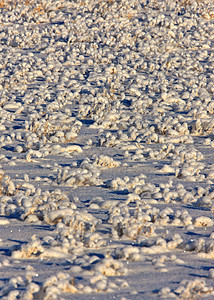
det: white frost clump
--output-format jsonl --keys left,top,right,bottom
{"left": 109, "top": 203, "right": 155, "bottom": 240}
{"left": 35, "top": 272, "right": 78, "bottom": 299}
{"left": 56, "top": 165, "right": 103, "bottom": 187}
{"left": 11, "top": 235, "right": 44, "bottom": 259}
{"left": 80, "top": 155, "right": 121, "bottom": 169}
{"left": 190, "top": 119, "right": 214, "bottom": 136}
{"left": 1, "top": 276, "right": 25, "bottom": 298}
{"left": 193, "top": 216, "right": 213, "bottom": 227}
{"left": 11, "top": 231, "right": 83, "bottom": 260}
{"left": 84, "top": 233, "right": 106, "bottom": 248}
{"left": 175, "top": 161, "right": 205, "bottom": 181}
{"left": 115, "top": 246, "right": 142, "bottom": 261}
{"left": 195, "top": 196, "right": 213, "bottom": 208}
{"left": 107, "top": 174, "right": 146, "bottom": 191}
{"left": 18, "top": 189, "right": 71, "bottom": 222}
{"left": 93, "top": 258, "right": 128, "bottom": 276}
{"left": 158, "top": 279, "right": 214, "bottom": 298}
{"left": 93, "top": 155, "right": 121, "bottom": 168}
{"left": 26, "top": 113, "right": 82, "bottom": 144}
{"left": 44, "top": 208, "right": 75, "bottom": 225}
{"left": 0, "top": 171, "right": 16, "bottom": 196}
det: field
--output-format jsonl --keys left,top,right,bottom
{"left": 0, "top": 0, "right": 214, "bottom": 299}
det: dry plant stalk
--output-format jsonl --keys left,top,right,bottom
{"left": 0, "top": 171, "right": 4, "bottom": 196}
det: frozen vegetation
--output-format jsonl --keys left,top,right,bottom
{"left": 0, "top": 0, "right": 213, "bottom": 298}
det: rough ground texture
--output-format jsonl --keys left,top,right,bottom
{"left": 0, "top": 0, "right": 213, "bottom": 299}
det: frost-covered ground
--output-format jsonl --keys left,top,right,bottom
{"left": 0, "top": 0, "right": 213, "bottom": 299}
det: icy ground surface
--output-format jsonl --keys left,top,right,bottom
{"left": 0, "top": 0, "right": 213, "bottom": 299}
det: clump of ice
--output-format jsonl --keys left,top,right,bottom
{"left": 158, "top": 279, "right": 214, "bottom": 298}
{"left": 92, "top": 154, "right": 121, "bottom": 168}
{"left": 56, "top": 164, "right": 103, "bottom": 187}
{"left": 107, "top": 173, "right": 147, "bottom": 191}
